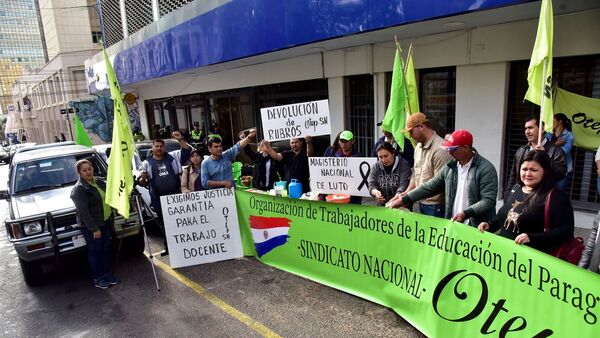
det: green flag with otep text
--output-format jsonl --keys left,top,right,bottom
{"left": 524, "top": 0, "right": 554, "bottom": 132}
{"left": 554, "top": 87, "right": 600, "bottom": 151}
{"left": 103, "top": 44, "right": 135, "bottom": 219}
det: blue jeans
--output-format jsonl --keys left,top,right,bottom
{"left": 556, "top": 172, "right": 572, "bottom": 192}
{"left": 419, "top": 203, "right": 445, "bottom": 218}
{"left": 81, "top": 220, "right": 112, "bottom": 281}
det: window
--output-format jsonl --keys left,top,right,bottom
{"left": 505, "top": 55, "right": 600, "bottom": 210}
{"left": 91, "top": 31, "right": 102, "bottom": 44}
{"left": 385, "top": 65, "right": 454, "bottom": 140}
{"left": 345, "top": 74, "right": 374, "bottom": 156}
{"left": 419, "top": 67, "right": 456, "bottom": 137}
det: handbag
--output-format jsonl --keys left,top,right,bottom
{"left": 544, "top": 190, "right": 584, "bottom": 264}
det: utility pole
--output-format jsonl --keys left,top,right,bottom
{"left": 60, "top": 108, "right": 75, "bottom": 141}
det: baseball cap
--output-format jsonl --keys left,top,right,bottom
{"left": 339, "top": 130, "right": 354, "bottom": 141}
{"left": 441, "top": 129, "right": 473, "bottom": 149}
{"left": 402, "top": 112, "right": 429, "bottom": 132}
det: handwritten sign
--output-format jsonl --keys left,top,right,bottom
{"left": 260, "top": 100, "right": 331, "bottom": 141}
{"left": 160, "top": 188, "right": 243, "bottom": 268}
{"left": 308, "top": 157, "right": 377, "bottom": 197}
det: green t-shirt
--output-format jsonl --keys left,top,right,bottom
{"left": 90, "top": 180, "right": 112, "bottom": 221}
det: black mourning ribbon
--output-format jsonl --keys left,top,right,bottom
{"left": 357, "top": 161, "right": 370, "bottom": 191}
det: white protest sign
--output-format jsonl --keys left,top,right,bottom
{"left": 308, "top": 157, "right": 377, "bottom": 197}
{"left": 260, "top": 100, "right": 331, "bottom": 141}
{"left": 160, "top": 188, "right": 242, "bottom": 268}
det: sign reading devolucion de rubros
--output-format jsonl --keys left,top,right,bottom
{"left": 160, "top": 188, "right": 243, "bottom": 268}
{"left": 260, "top": 100, "right": 331, "bottom": 141}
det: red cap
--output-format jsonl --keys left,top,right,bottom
{"left": 441, "top": 129, "right": 473, "bottom": 148}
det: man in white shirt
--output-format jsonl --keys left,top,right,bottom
{"left": 394, "top": 129, "right": 498, "bottom": 226}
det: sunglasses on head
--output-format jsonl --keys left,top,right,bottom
{"left": 446, "top": 146, "right": 461, "bottom": 152}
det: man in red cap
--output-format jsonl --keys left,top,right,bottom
{"left": 392, "top": 129, "right": 498, "bottom": 226}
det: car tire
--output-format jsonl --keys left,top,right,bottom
{"left": 19, "top": 257, "right": 43, "bottom": 286}
{"left": 125, "top": 231, "right": 146, "bottom": 256}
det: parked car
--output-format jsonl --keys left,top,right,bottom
{"left": 6, "top": 142, "right": 37, "bottom": 164}
{"left": 1, "top": 142, "right": 146, "bottom": 285}
{"left": 135, "top": 139, "right": 181, "bottom": 161}
{"left": 0, "top": 146, "right": 9, "bottom": 164}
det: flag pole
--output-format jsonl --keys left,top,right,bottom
{"left": 393, "top": 36, "right": 411, "bottom": 117}
{"left": 403, "top": 43, "right": 413, "bottom": 114}
{"left": 537, "top": 58, "right": 548, "bottom": 145}
{"left": 393, "top": 36, "right": 408, "bottom": 151}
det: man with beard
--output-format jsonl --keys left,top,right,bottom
{"left": 138, "top": 136, "right": 190, "bottom": 255}
{"left": 264, "top": 136, "right": 313, "bottom": 193}
{"left": 388, "top": 113, "right": 451, "bottom": 217}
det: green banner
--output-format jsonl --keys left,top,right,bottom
{"left": 554, "top": 87, "right": 600, "bottom": 151}
{"left": 235, "top": 191, "right": 599, "bottom": 337}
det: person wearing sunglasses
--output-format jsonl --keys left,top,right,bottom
{"left": 391, "top": 129, "right": 498, "bottom": 226}
{"left": 387, "top": 113, "right": 451, "bottom": 216}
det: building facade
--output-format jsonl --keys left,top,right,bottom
{"left": 85, "top": 0, "right": 600, "bottom": 212}
{"left": 9, "top": 0, "right": 101, "bottom": 144}
{"left": 0, "top": 0, "right": 47, "bottom": 115}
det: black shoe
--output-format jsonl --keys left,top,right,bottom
{"left": 105, "top": 275, "right": 120, "bottom": 285}
{"left": 94, "top": 279, "right": 110, "bottom": 290}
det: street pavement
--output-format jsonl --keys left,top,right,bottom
{"left": 0, "top": 163, "right": 424, "bottom": 337}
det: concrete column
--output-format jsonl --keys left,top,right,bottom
{"left": 373, "top": 72, "right": 386, "bottom": 139}
{"left": 152, "top": 0, "right": 159, "bottom": 21}
{"left": 120, "top": 0, "right": 128, "bottom": 38}
{"left": 327, "top": 77, "right": 345, "bottom": 144}
{"left": 455, "top": 62, "right": 509, "bottom": 184}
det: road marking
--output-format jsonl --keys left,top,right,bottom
{"left": 146, "top": 251, "right": 281, "bottom": 338}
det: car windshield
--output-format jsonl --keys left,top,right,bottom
{"left": 13, "top": 154, "right": 106, "bottom": 194}
{"left": 137, "top": 141, "right": 181, "bottom": 161}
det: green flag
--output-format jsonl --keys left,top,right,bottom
{"left": 103, "top": 45, "right": 135, "bottom": 219}
{"left": 404, "top": 46, "right": 419, "bottom": 114}
{"left": 74, "top": 112, "right": 92, "bottom": 147}
{"left": 554, "top": 87, "right": 600, "bottom": 151}
{"left": 381, "top": 43, "right": 407, "bottom": 151}
{"left": 524, "top": 0, "right": 554, "bottom": 132}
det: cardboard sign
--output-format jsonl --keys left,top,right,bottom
{"left": 260, "top": 100, "right": 331, "bottom": 141}
{"left": 160, "top": 188, "right": 243, "bottom": 268}
{"left": 308, "top": 157, "right": 377, "bottom": 197}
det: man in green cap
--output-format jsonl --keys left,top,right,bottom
{"left": 335, "top": 130, "right": 363, "bottom": 157}
{"left": 331, "top": 130, "right": 363, "bottom": 204}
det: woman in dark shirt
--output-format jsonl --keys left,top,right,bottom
{"left": 243, "top": 140, "right": 283, "bottom": 191}
{"left": 368, "top": 142, "right": 411, "bottom": 205}
{"left": 70, "top": 159, "right": 120, "bottom": 289}
{"left": 478, "top": 150, "right": 574, "bottom": 253}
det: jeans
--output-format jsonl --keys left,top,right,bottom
{"left": 81, "top": 220, "right": 112, "bottom": 281}
{"left": 556, "top": 172, "right": 572, "bottom": 192}
{"left": 419, "top": 203, "right": 445, "bottom": 218}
